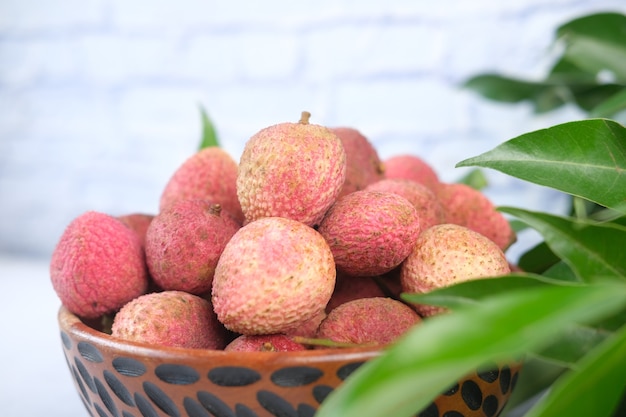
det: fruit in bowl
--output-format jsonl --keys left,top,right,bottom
{"left": 53, "top": 112, "right": 519, "bottom": 417}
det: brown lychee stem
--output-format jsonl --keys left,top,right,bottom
{"left": 208, "top": 204, "right": 222, "bottom": 216}
{"left": 299, "top": 111, "right": 311, "bottom": 124}
{"left": 291, "top": 336, "right": 378, "bottom": 349}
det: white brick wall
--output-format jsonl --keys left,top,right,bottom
{"left": 1, "top": 0, "right": 624, "bottom": 259}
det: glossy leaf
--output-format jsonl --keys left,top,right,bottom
{"left": 524, "top": 324, "right": 626, "bottom": 417}
{"left": 463, "top": 74, "right": 552, "bottom": 103}
{"left": 457, "top": 119, "right": 626, "bottom": 213}
{"left": 315, "top": 283, "right": 626, "bottom": 417}
{"left": 517, "top": 241, "right": 560, "bottom": 274}
{"left": 401, "top": 274, "right": 577, "bottom": 309}
{"left": 198, "top": 105, "right": 220, "bottom": 149}
{"left": 499, "top": 207, "right": 626, "bottom": 282}
{"left": 556, "top": 12, "right": 626, "bottom": 81}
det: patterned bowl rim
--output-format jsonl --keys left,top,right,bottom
{"left": 58, "top": 305, "right": 385, "bottom": 365}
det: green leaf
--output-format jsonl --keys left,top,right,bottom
{"left": 542, "top": 261, "right": 579, "bottom": 282}
{"left": 499, "top": 207, "right": 626, "bottom": 282}
{"left": 401, "top": 274, "right": 577, "bottom": 310}
{"left": 456, "top": 168, "right": 488, "bottom": 190}
{"left": 524, "top": 324, "right": 626, "bottom": 417}
{"left": 590, "top": 87, "right": 626, "bottom": 118}
{"left": 517, "top": 241, "right": 560, "bottom": 274}
{"left": 535, "top": 325, "right": 610, "bottom": 366}
{"left": 315, "top": 283, "right": 626, "bottom": 417}
{"left": 503, "top": 357, "right": 567, "bottom": 413}
{"left": 463, "top": 74, "right": 552, "bottom": 103}
{"left": 198, "top": 105, "right": 220, "bottom": 149}
{"left": 456, "top": 119, "right": 626, "bottom": 213}
{"left": 556, "top": 12, "right": 626, "bottom": 82}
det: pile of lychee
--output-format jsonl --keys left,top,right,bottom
{"left": 50, "top": 111, "right": 515, "bottom": 352}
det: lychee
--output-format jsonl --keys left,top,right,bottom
{"left": 325, "top": 272, "right": 386, "bottom": 313}
{"left": 211, "top": 216, "right": 336, "bottom": 335}
{"left": 435, "top": 182, "right": 516, "bottom": 251}
{"left": 317, "top": 297, "right": 421, "bottom": 346}
{"left": 111, "top": 290, "right": 228, "bottom": 349}
{"left": 145, "top": 199, "right": 240, "bottom": 295}
{"left": 317, "top": 190, "right": 421, "bottom": 277}
{"left": 118, "top": 212, "right": 154, "bottom": 249}
{"left": 50, "top": 211, "right": 148, "bottom": 319}
{"left": 383, "top": 154, "right": 440, "bottom": 191}
{"left": 400, "top": 223, "right": 511, "bottom": 316}
{"left": 224, "top": 334, "right": 307, "bottom": 352}
{"left": 236, "top": 111, "right": 346, "bottom": 227}
{"left": 330, "top": 127, "right": 385, "bottom": 198}
{"left": 160, "top": 147, "right": 244, "bottom": 224}
{"left": 365, "top": 178, "right": 445, "bottom": 231}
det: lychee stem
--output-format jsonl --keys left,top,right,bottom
{"left": 299, "top": 111, "right": 311, "bottom": 125}
{"left": 208, "top": 204, "right": 222, "bottom": 216}
{"left": 291, "top": 336, "right": 377, "bottom": 349}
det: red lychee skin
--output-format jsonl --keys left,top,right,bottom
{"left": 237, "top": 113, "right": 346, "bottom": 227}
{"left": 317, "top": 297, "right": 421, "bottom": 346}
{"left": 325, "top": 272, "right": 386, "bottom": 313}
{"left": 145, "top": 200, "right": 240, "bottom": 295}
{"left": 435, "top": 182, "right": 516, "bottom": 251}
{"left": 383, "top": 154, "right": 440, "bottom": 191}
{"left": 111, "top": 290, "right": 228, "bottom": 349}
{"left": 50, "top": 211, "right": 148, "bottom": 319}
{"left": 224, "top": 334, "right": 307, "bottom": 352}
{"left": 212, "top": 217, "right": 336, "bottom": 335}
{"left": 118, "top": 213, "right": 154, "bottom": 249}
{"left": 330, "top": 127, "right": 385, "bottom": 198}
{"left": 400, "top": 223, "right": 511, "bottom": 317}
{"left": 160, "top": 147, "right": 244, "bottom": 224}
{"left": 365, "top": 178, "right": 445, "bottom": 231}
{"left": 285, "top": 309, "right": 327, "bottom": 338}
{"left": 317, "top": 190, "right": 421, "bottom": 277}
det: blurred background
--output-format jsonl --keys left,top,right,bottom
{"left": 1, "top": 0, "right": 625, "bottom": 262}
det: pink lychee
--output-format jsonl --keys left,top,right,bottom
{"left": 365, "top": 178, "right": 445, "bottom": 231}
{"left": 383, "top": 154, "right": 440, "bottom": 191}
{"left": 236, "top": 111, "right": 346, "bottom": 227}
{"left": 50, "top": 211, "right": 148, "bottom": 319}
{"left": 318, "top": 297, "right": 421, "bottom": 346}
{"left": 145, "top": 200, "right": 240, "bottom": 295}
{"left": 111, "top": 290, "right": 228, "bottom": 349}
{"left": 212, "top": 216, "right": 336, "bottom": 335}
{"left": 317, "top": 190, "right": 421, "bottom": 277}
{"left": 435, "top": 182, "right": 516, "bottom": 251}
{"left": 118, "top": 212, "right": 154, "bottom": 249}
{"left": 325, "top": 272, "right": 386, "bottom": 313}
{"left": 400, "top": 223, "right": 511, "bottom": 317}
{"left": 224, "top": 334, "right": 307, "bottom": 352}
{"left": 330, "top": 127, "right": 385, "bottom": 198}
{"left": 160, "top": 147, "right": 244, "bottom": 224}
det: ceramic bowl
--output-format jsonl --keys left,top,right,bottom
{"left": 58, "top": 306, "right": 519, "bottom": 417}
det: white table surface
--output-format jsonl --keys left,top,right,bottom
{"left": 1, "top": 255, "right": 87, "bottom": 417}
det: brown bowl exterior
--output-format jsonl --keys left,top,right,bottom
{"left": 58, "top": 306, "right": 519, "bottom": 417}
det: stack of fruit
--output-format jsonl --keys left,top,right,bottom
{"left": 50, "top": 111, "right": 515, "bottom": 352}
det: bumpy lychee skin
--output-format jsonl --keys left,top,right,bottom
{"left": 285, "top": 309, "right": 327, "bottom": 338}
{"left": 160, "top": 147, "right": 244, "bottom": 224}
{"left": 145, "top": 200, "right": 240, "bottom": 295}
{"left": 118, "top": 213, "right": 154, "bottom": 249}
{"left": 365, "top": 178, "right": 445, "bottom": 231}
{"left": 400, "top": 223, "right": 511, "bottom": 316}
{"left": 384, "top": 154, "right": 440, "bottom": 191}
{"left": 331, "top": 127, "right": 385, "bottom": 198}
{"left": 212, "top": 216, "right": 336, "bottom": 335}
{"left": 225, "top": 334, "right": 307, "bottom": 352}
{"left": 435, "top": 182, "right": 516, "bottom": 251}
{"left": 111, "top": 291, "right": 228, "bottom": 349}
{"left": 318, "top": 297, "right": 421, "bottom": 346}
{"left": 237, "top": 112, "right": 346, "bottom": 227}
{"left": 50, "top": 211, "right": 148, "bottom": 319}
{"left": 325, "top": 272, "right": 386, "bottom": 313}
{"left": 317, "top": 190, "right": 421, "bottom": 277}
